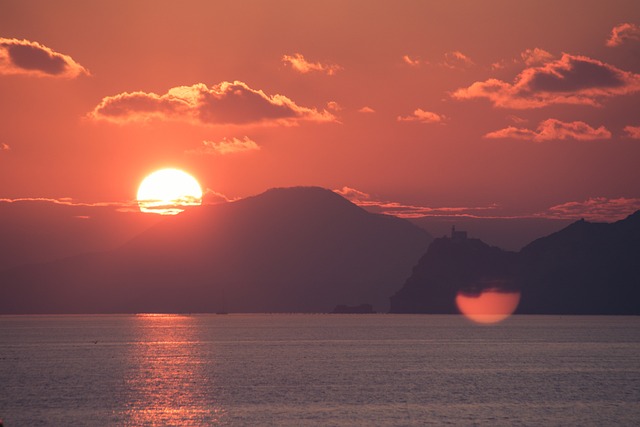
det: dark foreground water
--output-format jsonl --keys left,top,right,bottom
{"left": 0, "top": 314, "right": 639, "bottom": 426}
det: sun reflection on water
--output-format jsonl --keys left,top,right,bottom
{"left": 122, "top": 314, "right": 224, "bottom": 426}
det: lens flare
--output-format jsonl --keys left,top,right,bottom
{"left": 456, "top": 289, "right": 521, "bottom": 324}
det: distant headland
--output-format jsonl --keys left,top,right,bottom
{"left": 0, "top": 187, "right": 638, "bottom": 315}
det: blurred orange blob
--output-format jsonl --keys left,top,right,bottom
{"left": 456, "top": 290, "right": 521, "bottom": 324}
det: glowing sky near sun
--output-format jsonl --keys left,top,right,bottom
{"left": 0, "top": 1, "right": 639, "bottom": 225}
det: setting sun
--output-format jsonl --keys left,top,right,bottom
{"left": 137, "top": 169, "right": 203, "bottom": 215}
{"left": 2, "top": 2, "right": 640, "bottom": 426}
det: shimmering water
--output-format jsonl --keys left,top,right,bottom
{"left": 1, "top": 314, "right": 639, "bottom": 426}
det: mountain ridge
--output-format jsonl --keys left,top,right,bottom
{"left": 0, "top": 186, "right": 432, "bottom": 314}
{"left": 390, "top": 211, "right": 640, "bottom": 314}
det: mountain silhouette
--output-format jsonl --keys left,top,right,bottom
{"left": 0, "top": 187, "right": 431, "bottom": 313}
{"left": 390, "top": 211, "right": 640, "bottom": 314}
{"left": 517, "top": 211, "right": 640, "bottom": 314}
{"left": 0, "top": 201, "right": 162, "bottom": 271}
{"left": 389, "top": 233, "right": 517, "bottom": 313}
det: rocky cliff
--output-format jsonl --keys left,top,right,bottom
{"left": 389, "top": 236, "right": 517, "bottom": 313}
{"left": 390, "top": 211, "right": 640, "bottom": 314}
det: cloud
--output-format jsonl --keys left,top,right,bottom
{"left": 0, "top": 38, "right": 88, "bottom": 78}
{"left": 334, "top": 186, "right": 497, "bottom": 219}
{"left": 441, "top": 51, "right": 475, "bottom": 69}
{"left": 358, "top": 106, "right": 375, "bottom": 113}
{"left": 485, "top": 119, "right": 611, "bottom": 142}
{"left": 334, "top": 186, "right": 372, "bottom": 204}
{"left": 404, "top": 52, "right": 472, "bottom": 69}
{"left": 520, "top": 48, "right": 554, "bottom": 66}
{"left": 507, "top": 115, "right": 528, "bottom": 124}
{"left": 485, "top": 126, "right": 539, "bottom": 141}
{"left": 624, "top": 125, "right": 640, "bottom": 139}
{"left": 397, "top": 109, "right": 446, "bottom": 124}
{"left": 453, "top": 53, "right": 640, "bottom": 108}
{"left": 90, "top": 81, "right": 336, "bottom": 125}
{"left": 202, "top": 189, "right": 236, "bottom": 205}
{"left": 282, "top": 53, "right": 342, "bottom": 75}
{"left": 606, "top": 23, "right": 640, "bottom": 47}
{"left": 544, "top": 197, "right": 640, "bottom": 222}
{"left": 326, "top": 101, "right": 342, "bottom": 111}
{"left": 0, "top": 191, "right": 235, "bottom": 213}
{"left": 402, "top": 54, "right": 426, "bottom": 67}
{"left": 491, "top": 48, "right": 552, "bottom": 71}
{"left": 335, "top": 186, "right": 639, "bottom": 223}
{"left": 1, "top": 143, "right": 9, "bottom": 151}
{"left": 490, "top": 60, "right": 510, "bottom": 71}
{"left": 0, "top": 197, "right": 138, "bottom": 211}
{"left": 186, "top": 136, "right": 260, "bottom": 155}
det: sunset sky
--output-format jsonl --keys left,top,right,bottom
{"left": 1, "top": 0, "right": 639, "bottom": 228}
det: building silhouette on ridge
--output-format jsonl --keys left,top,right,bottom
{"left": 451, "top": 225, "right": 467, "bottom": 241}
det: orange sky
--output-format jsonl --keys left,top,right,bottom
{"left": 1, "top": 0, "right": 639, "bottom": 224}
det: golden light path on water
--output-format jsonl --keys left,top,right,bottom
{"left": 123, "top": 314, "right": 225, "bottom": 425}
{"left": 455, "top": 290, "right": 521, "bottom": 324}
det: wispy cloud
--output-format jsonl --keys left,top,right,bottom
{"left": 334, "top": 186, "right": 371, "bottom": 204}
{"left": 334, "top": 186, "right": 497, "bottom": 219}
{"left": 520, "top": 48, "right": 554, "bottom": 66}
{"left": 606, "top": 23, "right": 640, "bottom": 47}
{"left": 441, "top": 51, "right": 474, "bottom": 69}
{"left": 0, "top": 38, "right": 88, "bottom": 78}
{"left": 186, "top": 136, "right": 260, "bottom": 155}
{"left": 507, "top": 115, "right": 528, "bottom": 124}
{"left": 453, "top": 53, "right": 640, "bottom": 108}
{"left": 0, "top": 197, "right": 138, "bottom": 211}
{"left": 0, "top": 190, "right": 234, "bottom": 212}
{"left": 18, "top": 191, "right": 630, "bottom": 224}
{"left": 326, "top": 101, "right": 342, "bottom": 111}
{"left": 202, "top": 188, "right": 236, "bottom": 205}
{"left": 90, "top": 81, "right": 336, "bottom": 125}
{"left": 335, "top": 187, "right": 639, "bottom": 223}
{"left": 543, "top": 197, "right": 640, "bottom": 221}
{"left": 282, "top": 53, "right": 342, "bottom": 75}
{"left": 402, "top": 54, "right": 426, "bottom": 67}
{"left": 624, "top": 125, "right": 640, "bottom": 139}
{"left": 490, "top": 60, "right": 511, "bottom": 71}
{"left": 358, "top": 106, "right": 375, "bottom": 113}
{"left": 485, "top": 119, "right": 611, "bottom": 142}
{"left": 491, "top": 48, "right": 553, "bottom": 70}
{"left": 397, "top": 109, "right": 446, "bottom": 124}
{"left": 403, "top": 52, "right": 473, "bottom": 69}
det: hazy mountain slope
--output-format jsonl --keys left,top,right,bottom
{"left": 0, "top": 187, "right": 431, "bottom": 313}
{"left": 0, "top": 202, "right": 161, "bottom": 270}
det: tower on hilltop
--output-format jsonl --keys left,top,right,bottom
{"left": 451, "top": 225, "right": 467, "bottom": 241}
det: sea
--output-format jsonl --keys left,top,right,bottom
{"left": 1, "top": 314, "right": 639, "bottom": 426}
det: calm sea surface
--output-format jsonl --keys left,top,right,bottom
{"left": 0, "top": 314, "right": 639, "bottom": 426}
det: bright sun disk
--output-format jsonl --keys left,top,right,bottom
{"left": 137, "top": 168, "right": 203, "bottom": 215}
